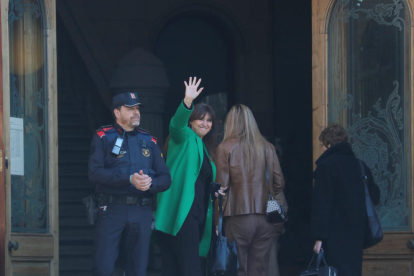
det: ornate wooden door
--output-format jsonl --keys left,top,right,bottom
{"left": 312, "top": 0, "right": 414, "bottom": 274}
{"left": 1, "top": 0, "right": 58, "bottom": 275}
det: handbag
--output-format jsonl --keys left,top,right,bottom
{"left": 358, "top": 160, "right": 383, "bottom": 249}
{"left": 299, "top": 251, "right": 338, "bottom": 276}
{"left": 210, "top": 194, "right": 239, "bottom": 276}
{"left": 264, "top": 147, "right": 288, "bottom": 224}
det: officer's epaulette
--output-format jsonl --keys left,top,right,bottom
{"left": 96, "top": 125, "right": 120, "bottom": 138}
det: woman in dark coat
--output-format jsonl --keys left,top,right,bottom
{"left": 311, "top": 124, "right": 380, "bottom": 276}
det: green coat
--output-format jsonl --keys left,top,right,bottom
{"left": 155, "top": 102, "right": 216, "bottom": 257}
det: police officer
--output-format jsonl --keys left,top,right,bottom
{"left": 88, "top": 92, "right": 171, "bottom": 276}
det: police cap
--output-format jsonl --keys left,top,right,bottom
{"left": 112, "top": 92, "right": 141, "bottom": 110}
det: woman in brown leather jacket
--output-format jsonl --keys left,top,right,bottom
{"left": 215, "top": 104, "right": 286, "bottom": 276}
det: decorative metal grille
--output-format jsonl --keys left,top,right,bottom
{"left": 328, "top": 0, "right": 411, "bottom": 230}
{"left": 9, "top": 0, "right": 48, "bottom": 233}
{"left": 337, "top": 0, "right": 405, "bottom": 30}
{"left": 333, "top": 82, "right": 409, "bottom": 228}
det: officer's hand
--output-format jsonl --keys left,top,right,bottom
{"left": 137, "top": 170, "right": 149, "bottom": 179}
{"left": 131, "top": 171, "right": 152, "bottom": 191}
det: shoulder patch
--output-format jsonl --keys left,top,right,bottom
{"left": 96, "top": 125, "right": 117, "bottom": 138}
{"left": 97, "top": 131, "right": 105, "bottom": 138}
{"left": 151, "top": 137, "right": 157, "bottom": 144}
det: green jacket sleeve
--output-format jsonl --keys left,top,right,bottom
{"left": 169, "top": 101, "right": 194, "bottom": 144}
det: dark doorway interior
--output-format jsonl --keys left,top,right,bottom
{"left": 273, "top": 1, "right": 314, "bottom": 275}
{"left": 57, "top": 15, "right": 111, "bottom": 276}
{"left": 155, "top": 13, "right": 235, "bottom": 144}
{"left": 56, "top": 1, "right": 313, "bottom": 275}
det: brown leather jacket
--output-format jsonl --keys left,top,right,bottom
{"left": 215, "top": 138, "right": 286, "bottom": 217}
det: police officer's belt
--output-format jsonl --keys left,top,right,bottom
{"left": 99, "top": 194, "right": 152, "bottom": 206}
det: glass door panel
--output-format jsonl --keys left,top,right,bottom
{"left": 327, "top": 0, "right": 411, "bottom": 231}
{"left": 8, "top": 0, "right": 48, "bottom": 233}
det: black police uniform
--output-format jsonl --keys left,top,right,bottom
{"left": 88, "top": 93, "right": 171, "bottom": 276}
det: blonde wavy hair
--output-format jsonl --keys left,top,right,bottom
{"left": 222, "top": 104, "right": 266, "bottom": 171}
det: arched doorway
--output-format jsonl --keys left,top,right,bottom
{"left": 155, "top": 12, "right": 236, "bottom": 143}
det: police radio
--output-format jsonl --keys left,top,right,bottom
{"left": 112, "top": 132, "right": 125, "bottom": 155}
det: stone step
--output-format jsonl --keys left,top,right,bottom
{"left": 59, "top": 256, "right": 92, "bottom": 272}
{"left": 59, "top": 115, "right": 84, "bottom": 124}
{"left": 59, "top": 128, "right": 90, "bottom": 137}
{"left": 60, "top": 244, "right": 93, "bottom": 256}
{"left": 60, "top": 203, "right": 87, "bottom": 218}
{"left": 59, "top": 145, "right": 90, "bottom": 152}
{"left": 59, "top": 109, "right": 79, "bottom": 116}
{"left": 59, "top": 141, "right": 92, "bottom": 150}
{"left": 60, "top": 272, "right": 92, "bottom": 276}
{"left": 59, "top": 190, "right": 92, "bottom": 204}
{"left": 59, "top": 218, "right": 92, "bottom": 228}
{"left": 58, "top": 159, "right": 88, "bottom": 166}
{"left": 59, "top": 135, "right": 92, "bottom": 147}
{"left": 58, "top": 151, "right": 90, "bottom": 162}
{"left": 60, "top": 228, "right": 95, "bottom": 242}
{"left": 147, "top": 272, "right": 162, "bottom": 276}
{"left": 59, "top": 179, "right": 94, "bottom": 191}
{"left": 58, "top": 162, "right": 88, "bottom": 175}
{"left": 59, "top": 120, "right": 87, "bottom": 126}
{"left": 59, "top": 171, "right": 88, "bottom": 176}
{"left": 59, "top": 134, "right": 91, "bottom": 140}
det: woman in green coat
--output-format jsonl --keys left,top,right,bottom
{"left": 155, "top": 77, "right": 220, "bottom": 276}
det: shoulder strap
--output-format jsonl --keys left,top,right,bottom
{"left": 358, "top": 159, "right": 368, "bottom": 184}
{"left": 217, "top": 194, "right": 224, "bottom": 238}
{"left": 358, "top": 159, "right": 375, "bottom": 206}
{"left": 222, "top": 184, "right": 230, "bottom": 214}
{"left": 264, "top": 145, "right": 273, "bottom": 200}
{"left": 137, "top": 131, "right": 152, "bottom": 148}
{"left": 106, "top": 131, "right": 119, "bottom": 143}
{"left": 137, "top": 127, "right": 150, "bottom": 134}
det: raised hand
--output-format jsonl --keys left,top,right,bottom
{"left": 184, "top": 77, "right": 203, "bottom": 108}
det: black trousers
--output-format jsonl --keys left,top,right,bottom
{"left": 92, "top": 203, "right": 153, "bottom": 276}
{"left": 158, "top": 213, "right": 203, "bottom": 276}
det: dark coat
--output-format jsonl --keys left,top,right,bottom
{"left": 311, "top": 142, "right": 380, "bottom": 276}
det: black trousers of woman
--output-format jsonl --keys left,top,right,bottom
{"left": 158, "top": 213, "right": 203, "bottom": 276}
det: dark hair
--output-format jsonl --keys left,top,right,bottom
{"left": 163, "top": 103, "right": 217, "bottom": 161}
{"left": 112, "top": 106, "right": 121, "bottom": 121}
{"left": 319, "top": 123, "right": 348, "bottom": 147}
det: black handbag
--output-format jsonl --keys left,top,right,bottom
{"left": 210, "top": 194, "right": 239, "bottom": 276}
{"left": 264, "top": 147, "right": 288, "bottom": 224}
{"left": 358, "top": 160, "right": 383, "bottom": 249}
{"left": 299, "top": 251, "right": 338, "bottom": 276}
